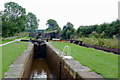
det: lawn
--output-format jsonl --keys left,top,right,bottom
{"left": 1, "top": 41, "right": 29, "bottom": 78}
{"left": 50, "top": 41, "right": 119, "bottom": 78}
{"left": 0, "top": 36, "right": 35, "bottom": 45}
{"left": 0, "top": 44, "right": 2, "bottom": 79}
{"left": 1, "top": 38, "right": 16, "bottom": 44}
{"left": 1, "top": 33, "right": 29, "bottom": 44}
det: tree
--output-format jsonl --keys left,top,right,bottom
{"left": 61, "top": 22, "right": 75, "bottom": 39}
{"left": 26, "top": 12, "right": 39, "bottom": 32}
{"left": 2, "top": 2, "right": 40, "bottom": 37}
{"left": 0, "top": 11, "right": 2, "bottom": 37}
{"left": 77, "top": 26, "right": 92, "bottom": 37}
{"left": 46, "top": 19, "right": 61, "bottom": 32}
{"left": 2, "top": 2, "right": 27, "bottom": 37}
{"left": 76, "top": 20, "right": 120, "bottom": 38}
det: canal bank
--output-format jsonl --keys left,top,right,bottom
{"left": 3, "top": 42, "right": 103, "bottom": 79}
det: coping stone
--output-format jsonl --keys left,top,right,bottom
{"left": 77, "top": 71, "right": 104, "bottom": 79}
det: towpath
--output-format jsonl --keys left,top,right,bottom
{"left": 0, "top": 37, "right": 26, "bottom": 47}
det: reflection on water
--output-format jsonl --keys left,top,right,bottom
{"left": 30, "top": 59, "right": 52, "bottom": 79}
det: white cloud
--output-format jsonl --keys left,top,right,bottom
{"left": 0, "top": 0, "right": 119, "bottom": 29}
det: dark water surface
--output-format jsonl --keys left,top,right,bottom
{"left": 30, "top": 59, "right": 53, "bottom": 79}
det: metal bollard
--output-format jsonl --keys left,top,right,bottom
{"left": 46, "top": 39, "right": 48, "bottom": 42}
{"left": 79, "top": 41, "right": 83, "bottom": 46}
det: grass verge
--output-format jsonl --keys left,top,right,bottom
{"left": 1, "top": 36, "right": 35, "bottom": 45}
{"left": 1, "top": 34, "right": 29, "bottom": 44}
{"left": 1, "top": 38, "right": 16, "bottom": 44}
{"left": 50, "top": 41, "right": 119, "bottom": 78}
{"left": 1, "top": 41, "right": 29, "bottom": 78}
{"left": 0, "top": 42, "right": 2, "bottom": 79}
{"left": 78, "top": 38, "right": 118, "bottom": 49}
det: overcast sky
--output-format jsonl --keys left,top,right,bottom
{"left": 0, "top": 0, "right": 119, "bottom": 29}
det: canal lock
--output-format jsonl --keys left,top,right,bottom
{"left": 20, "top": 39, "right": 103, "bottom": 79}
{"left": 21, "top": 40, "right": 75, "bottom": 79}
{"left": 29, "top": 41, "right": 55, "bottom": 79}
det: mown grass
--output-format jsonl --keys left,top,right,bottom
{"left": 1, "top": 41, "right": 29, "bottom": 78}
{"left": 1, "top": 36, "right": 26, "bottom": 45}
{"left": 0, "top": 44, "right": 2, "bottom": 80}
{"left": 1, "top": 33, "right": 29, "bottom": 44}
{"left": 78, "top": 38, "right": 118, "bottom": 49}
{"left": 1, "top": 36, "right": 35, "bottom": 43}
{"left": 50, "top": 41, "right": 119, "bottom": 78}
{"left": 1, "top": 38, "right": 16, "bottom": 44}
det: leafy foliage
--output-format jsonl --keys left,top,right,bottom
{"left": 26, "top": 12, "right": 39, "bottom": 32}
{"left": 46, "top": 19, "right": 61, "bottom": 32}
{"left": 61, "top": 22, "right": 75, "bottom": 39}
{"left": 76, "top": 20, "right": 120, "bottom": 38}
{"left": 1, "top": 2, "right": 39, "bottom": 37}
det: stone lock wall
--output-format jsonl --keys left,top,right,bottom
{"left": 20, "top": 43, "right": 34, "bottom": 78}
{"left": 45, "top": 43, "right": 104, "bottom": 79}
{"left": 46, "top": 43, "right": 74, "bottom": 78}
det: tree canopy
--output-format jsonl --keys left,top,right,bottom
{"left": 61, "top": 22, "right": 75, "bottom": 39}
{"left": 76, "top": 20, "right": 120, "bottom": 38}
{"left": 1, "top": 2, "right": 39, "bottom": 37}
{"left": 46, "top": 19, "right": 61, "bottom": 32}
{"left": 26, "top": 12, "right": 39, "bottom": 32}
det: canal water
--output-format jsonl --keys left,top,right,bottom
{"left": 30, "top": 58, "right": 54, "bottom": 79}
